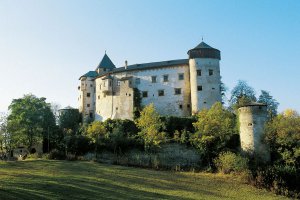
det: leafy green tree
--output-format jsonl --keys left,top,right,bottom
{"left": 58, "top": 108, "right": 81, "bottom": 134}
{"left": 191, "top": 102, "right": 237, "bottom": 165}
{"left": 0, "top": 113, "right": 9, "bottom": 153}
{"left": 7, "top": 94, "right": 56, "bottom": 151}
{"left": 86, "top": 121, "right": 107, "bottom": 154}
{"left": 230, "top": 80, "right": 256, "bottom": 109}
{"left": 258, "top": 90, "right": 279, "bottom": 119}
{"left": 136, "top": 103, "right": 166, "bottom": 151}
{"left": 265, "top": 109, "right": 300, "bottom": 167}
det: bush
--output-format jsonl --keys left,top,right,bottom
{"left": 161, "top": 116, "right": 196, "bottom": 138}
{"left": 214, "top": 152, "right": 249, "bottom": 174}
{"left": 49, "top": 149, "right": 66, "bottom": 160}
{"left": 252, "top": 165, "right": 300, "bottom": 198}
{"left": 26, "top": 153, "right": 42, "bottom": 159}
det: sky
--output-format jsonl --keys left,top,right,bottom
{"left": 0, "top": 0, "right": 300, "bottom": 113}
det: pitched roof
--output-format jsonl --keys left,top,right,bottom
{"left": 113, "top": 59, "right": 188, "bottom": 73}
{"left": 79, "top": 71, "right": 98, "bottom": 79}
{"left": 193, "top": 42, "right": 213, "bottom": 49}
{"left": 90, "top": 59, "right": 188, "bottom": 80}
{"left": 96, "top": 53, "right": 115, "bottom": 70}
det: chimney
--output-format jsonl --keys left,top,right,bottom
{"left": 125, "top": 60, "right": 128, "bottom": 69}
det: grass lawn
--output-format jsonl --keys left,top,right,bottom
{"left": 0, "top": 160, "right": 287, "bottom": 200}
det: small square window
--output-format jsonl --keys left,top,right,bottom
{"left": 197, "top": 70, "right": 201, "bottom": 76}
{"left": 98, "top": 95, "right": 100, "bottom": 99}
{"left": 87, "top": 104, "right": 90, "bottom": 107}
{"left": 151, "top": 76, "right": 157, "bottom": 83}
{"left": 209, "top": 69, "right": 213, "bottom": 76}
{"left": 187, "top": 104, "right": 190, "bottom": 108}
{"left": 179, "top": 104, "right": 183, "bottom": 109}
{"left": 174, "top": 88, "right": 181, "bottom": 95}
{"left": 87, "top": 93, "right": 91, "bottom": 97}
{"left": 197, "top": 86, "right": 202, "bottom": 91}
{"left": 158, "top": 90, "right": 164, "bottom": 96}
{"left": 116, "top": 107, "right": 118, "bottom": 110}
{"left": 135, "top": 78, "right": 140, "bottom": 84}
{"left": 163, "top": 75, "right": 169, "bottom": 82}
{"left": 178, "top": 73, "right": 184, "bottom": 80}
{"left": 90, "top": 84, "right": 93, "bottom": 87}
{"left": 142, "top": 91, "right": 148, "bottom": 98}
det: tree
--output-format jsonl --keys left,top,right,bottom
{"left": 7, "top": 94, "right": 56, "bottom": 151}
{"left": 136, "top": 103, "right": 166, "bottom": 151}
{"left": 265, "top": 109, "right": 300, "bottom": 167}
{"left": 85, "top": 121, "right": 107, "bottom": 154}
{"left": 230, "top": 80, "right": 256, "bottom": 109}
{"left": 191, "top": 102, "right": 237, "bottom": 165}
{"left": 58, "top": 108, "right": 80, "bottom": 135}
{"left": 0, "top": 113, "right": 10, "bottom": 154}
{"left": 258, "top": 90, "right": 279, "bottom": 119}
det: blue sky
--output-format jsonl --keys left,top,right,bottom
{"left": 0, "top": 0, "right": 299, "bottom": 113}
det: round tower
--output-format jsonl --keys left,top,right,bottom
{"left": 188, "top": 42, "right": 222, "bottom": 114}
{"left": 238, "top": 103, "right": 270, "bottom": 162}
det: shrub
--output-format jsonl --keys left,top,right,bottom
{"left": 214, "top": 151, "right": 249, "bottom": 174}
{"left": 26, "top": 153, "right": 43, "bottom": 159}
{"left": 49, "top": 149, "right": 66, "bottom": 160}
{"left": 253, "top": 165, "right": 300, "bottom": 198}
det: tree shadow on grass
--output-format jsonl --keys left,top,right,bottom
{"left": 0, "top": 160, "right": 228, "bottom": 200}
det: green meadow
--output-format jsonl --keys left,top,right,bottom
{"left": 0, "top": 160, "right": 286, "bottom": 200}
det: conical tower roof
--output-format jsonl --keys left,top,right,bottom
{"left": 96, "top": 53, "right": 116, "bottom": 70}
{"left": 188, "top": 41, "right": 221, "bottom": 60}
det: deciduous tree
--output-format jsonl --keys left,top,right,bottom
{"left": 258, "top": 90, "right": 279, "bottom": 119}
{"left": 230, "top": 80, "right": 256, "bottom": 109}
{"left": 136, "top": 103, "right": 166, "bottom": 151}
{"left": 191, "top": 102, "right": 237, "bottom": 165}
{"left": 7, "top": 94, "right": 56, "bottom": 151}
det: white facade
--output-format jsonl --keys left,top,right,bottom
{"left": 78, "top": 41, "right": 222, "bottom": 122}
{"left": 189, "top": 58, "right": 221, "bottom": 114}
{"left": 238, "top": 105, "right": 270, "bottom": 162}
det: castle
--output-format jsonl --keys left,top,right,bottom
{"left": 78, "top": 41, "right": 222, "bottom": 122}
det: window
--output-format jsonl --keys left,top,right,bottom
{"left": 100, "top": 84, "right": 101, "bottom": 89}
{"left": 197, "top": 70, "right": 201, "bottom": 76}
{"left": 78, "top": 86, "right": 80, "bottom": 90}
{"left": 212, "top": 87, "right": 215, "bottom": 90}
{"left": 178, "top": 73, "right": 184, "bottom": 80}
{"left": 174, "top": 88, "right": 181, "bottom": 95}
{"left": 90, "top": 84, "right": 93, "bottom": 87}
{"left": 87, "top": 93, "right": 91, "bottom": 97}
{"left": 117, "top": 81, "right": 120, "bottom": 86}
{"left": 158, "top": 90, "right": 164, "bottom": 96}
{"left": 179, "top": 104, "right": 183, "bottom": 109}
{"left": 151, "top": 76, "right": 157, "bottom": 83}
{"left": 109, "top": 80, "right": 112, "bottom": 87}
{"left": 142, "top": 91, "right": 148, "bottom": 98}
{"left": 135, "top": 78, "right": 140, "bottom": 85}
{"left": 103, "top": 68, "right": 106, "bottom": 71}
{"left": 163, "top": 75, "right": 169, "bottom": 82}
{"left": 98, "top": 95, "right": 100, "bottom": 99}
{"left": 209, "top": 69, "right": 213, "bottom": 76}
{"left": 187, "top": 104, "right": 190, "bottom": 108}
{"left": 87, "top": 104, "right": 90, "bottom": 107}
{"left": 116, "top": 107, "right": 118, "bottom": 110}
{"left": 197, "top": 85, "right": 202, "bottom": 91}
{"left": 89, "top": 112, "right": 93, "bottom": 118}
